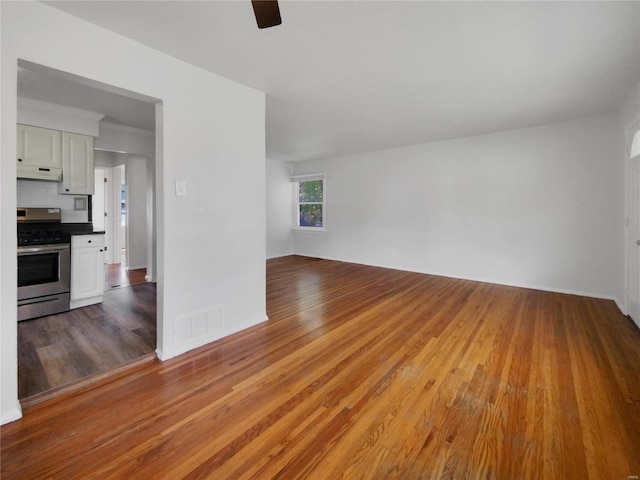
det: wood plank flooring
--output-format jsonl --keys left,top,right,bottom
{"left": 17, "top": 282, "right": 156, "bottom": 399}
{"left": 104, "top": 263, "right": 148, "bottom": 290}
{"left": 2, "top": 255, "right": 640, "bottom": 479}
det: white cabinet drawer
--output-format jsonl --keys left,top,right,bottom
{"left": 72, "top": 234, "right": 105, "bottom": 249}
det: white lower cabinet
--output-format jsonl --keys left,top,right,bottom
{"left": 70, "top": 234, "right": 105, "bottom": 309}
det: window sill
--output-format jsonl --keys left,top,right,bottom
{"left": 293, "top": 227, "right": 327, "bottom": 234}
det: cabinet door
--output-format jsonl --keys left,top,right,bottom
{"left": 17, "top": 124, "right": 61, "bottom": 168}
{"left": 60, "top": 132, "right": 95, "bottom": 195}
{"left": 71, "top": 247, "right": 104, "bottom": 301}
{"left": 71, "top": 235, "right": 105, "bottom": 301}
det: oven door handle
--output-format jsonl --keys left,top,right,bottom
{"left": 18, "top": 244, "right": 70, "bottom": 255}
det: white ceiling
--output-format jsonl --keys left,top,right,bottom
{"left": 39, "top": 1, "right": 640, "bottom": 162}
{"left": 17, "top": 62, "right": 157, "bottom": 131}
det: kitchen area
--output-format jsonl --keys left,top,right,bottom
{"left": 15, "top": 62, "right": 159, "bottom": 401}
{"left": 17, "top": 124, "right": 106, "bottom": 322}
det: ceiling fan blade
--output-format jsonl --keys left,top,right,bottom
{"left": 251, "top": 0, "right": 282, "bottom": 29}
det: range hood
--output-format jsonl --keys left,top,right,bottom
{"left": 17, "top": 164, "right": 62, "bottom": 182}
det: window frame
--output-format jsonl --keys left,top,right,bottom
{"left": 292, "top": 173, "right": 327, "bottom": 232}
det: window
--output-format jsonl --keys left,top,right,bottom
{"left": 120, "top": 183, "right": 127, "bottom": 227}
{"left": 292, "top": 173, "right": 326, "bottom": 230}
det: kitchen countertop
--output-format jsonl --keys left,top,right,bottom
{"left": 70, "top": 230, "right": 105, "bottom": 235}
{"left": 61, "top": 223, "right": 105, "bottom": 235}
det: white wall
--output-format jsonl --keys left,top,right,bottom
{"left": 146, "top": 156, "right": 157, "bottom": 282}
{"left": 1, "top": 2, "right": 266, "bottom": 424}
{"left": 266, "top": 158, "right": 294, "bottom": 258}
{"left": 293, "top": 114, "right": 623, "bottom": 304}
{"left": 95, "top": 149, "right": 117, "bottom": 168}
{"left": 17, "top": 179, "right": 89, "bottom": 223}
{"left": 618, "top": 80, "right": 640, "bottom": 321}
{"left": 97, "top": 122, "right": 155, "bottom": 158}
{"left": 618, "top": 80, "right": 640, "bottom": 135}
{"left": 126, "top": 155, "right": 148, "bottom": 269}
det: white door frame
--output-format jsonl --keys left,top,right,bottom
{"left": 97, "top": 165, "right": 119, "bottom": 265}
{"left": 624, "top": 116, "right": 640, "bottom": 326}
{"left": 94, "top": 167, "right": 111, "bottom": 262}
{"left": 112, "top": 165, "right": 126, "bottom": 266}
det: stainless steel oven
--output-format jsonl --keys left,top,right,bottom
{"left": 18, "top": 244, "right": 71, "bottom": 321}
{"left": 17, "top": 208, "right": 71, "bottom": 321}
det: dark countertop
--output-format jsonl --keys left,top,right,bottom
{"left": 61, "top": 223, "right": 105, "bottom": 235}
{"left": 70, "top": 230, "right": 105, "bottom": 235}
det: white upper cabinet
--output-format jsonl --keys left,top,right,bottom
{"left": 17, "top": 124, "right": 63, "bottom": 180}
{"left": 59, "top": 132, "right": 95, "bottom": 195}
{"left": 17, "top": 124, "right": 62, "bottom": 168}
{"left": 17, "top": 124, "right": 95, "bottom": 192}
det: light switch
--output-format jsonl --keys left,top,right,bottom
{"left": 175, "top": 180, "right": 187, "bottom": 197}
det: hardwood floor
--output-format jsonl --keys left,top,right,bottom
{"left": 17, "top": 282, "right": 156, "bottom": 400}
{"left": 104, "top": 254, "right": 148, "bottom": 290}
{"left": 2, "top": 256, "right": 640, "bottom": 479}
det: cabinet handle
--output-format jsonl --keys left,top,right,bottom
{"left": 88, "top": 240, "right": 92, "bottom": 243}
{"left": 100, "top": 249, "right": 104, "bottom": 252}
{"left": 65, "top": 188, "right": 70, "bottom": 192}
{"left": 18, "top": 158, "right": 22, "bottom": 162}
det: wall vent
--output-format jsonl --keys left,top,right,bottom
{"left": 174, "top": 305, "right": 224, "bottom": 351}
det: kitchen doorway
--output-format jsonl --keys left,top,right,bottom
{"left": 16, "top": 60, "right": 160, "bottom": 402}
{"left": 627, "top": 121, "right": 640, "bottom": 326}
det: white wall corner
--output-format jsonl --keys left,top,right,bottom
{"left": 614, "top": 296, "right": 627, "bottom": 316}
{"left": 155, "top": 347, "right": 171, "bottom": 362}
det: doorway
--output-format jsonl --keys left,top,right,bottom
{"left": 627, "top": 124, "right": 640, "bottom": 326}
{"left": 94, "top": 167, "right": 107, "bottom": 234}
{"left": 118, "top": 164, "right": 127, "bottom": 268}
{"left": 16, "top": 60, "right": 160, "bottom": 401}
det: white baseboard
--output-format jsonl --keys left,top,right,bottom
{"left": 613, "top": 297, "right": 627, "bottom": 316}
{"left": 155, "top": 347, "right": 169, "bottom": 361}
{"left": 267, "top": 252, "right": 294, "bottom": 260}
{"left": 291, "top": 253, "right": 622, "bottom": 307}
{"left": 157, "top": 313, "right": 269, "bottom": 362}
{"left": 1, "top": 400, "right": 23, "bottom": 425}
{"left": 70, "top": 295, "right": 103, "bottom": 309}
